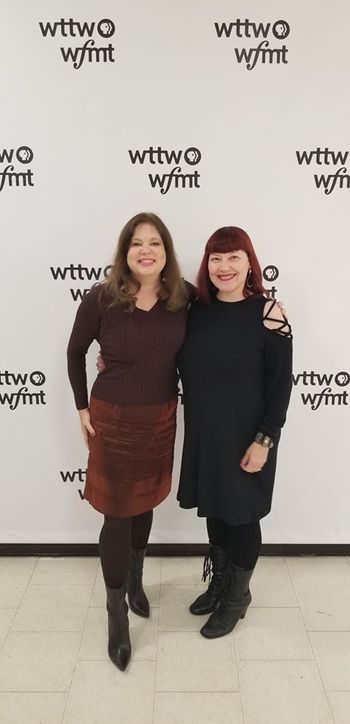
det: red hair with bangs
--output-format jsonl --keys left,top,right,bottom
{"left": 196, "top": 226, "right": 265, "bottom": 304}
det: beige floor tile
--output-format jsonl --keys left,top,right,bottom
{"left": 154, "top": 692, "right": 243, "bottom": 724}
{"left": 11, "top": 584, "right": 92, "bottom": 632}
{"left": 0, "top": 558, "right": 37, "bottom": 607}
{"left": 0, "top": 693, "right": 67, "bottom": 724}
{"left": 287, "top": 557, "right": 350, "bottom": 586}
{"left": 0, "top": 632, "right": 80, "bottom": 691}
{"left": 79, "top": 606, "right": 158, "bottom": 661}
{"left": 143, "top": 556, "right": 162, "bottom": 585}
{"left": 234, "top": 607, "right": 313, "bottom": 660}
{"left": 156, "top": 631, "right": 237, "bottom": 692}
{"left": 159, "top": 584, "right": 205, "bottom": 631}
{"left": 251, "top": 557, "right": 298, "bottom": 607}
{"left": 294, "top": 583, "right": 350, "bottom": 631}
{"left": 328, "top": 691, "right": 350, "bottom": 724}
{"left": 31, "top": 557, "right": 98, "bottom": 585}
{"left": 89, "top": 569, "right": 108, "bottom": 607}
{"left": 309, "top": 632, "right": 350, "bottom": 690}
{"left": 0, "top": 610, "right": 16, "bottom": 648}
{"left": 239, "top": 660, "right": 333, "bottom": 724}
{"left": 63, "top": 660, "right": 155, "bottom": 724}
{"left": 161, "top": 556, "right": 203, "bottom": 585}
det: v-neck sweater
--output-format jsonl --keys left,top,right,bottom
{"left": 67, "top": 285, "right": 189, "bottom": 410}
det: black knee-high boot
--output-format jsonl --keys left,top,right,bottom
{"left": 189, "top": 545, "right": 228, "bottom": 615}
{"left": 106, "top": 584, "right": 131, "bottom": 671}
{"left": 200, "top": 560, "right": 254, "bottom": 639}
{"left": 127, "top": 548, "right": 150, "bottom": 618}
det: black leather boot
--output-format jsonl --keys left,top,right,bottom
{"left": 127, "top": 548, "right": 150, "bottom": 618}
{"left": 200, "top": 561, "right": 254, "bottom": 638}
{"left": 106, "top": 584, "right": 131, "bottom": 671}
{"left": 189, "top": 545, "right": 228, "bottom": 615}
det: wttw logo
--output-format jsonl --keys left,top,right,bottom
{"left": 128, "top": 146, "right": 202, "bottom": 194}
{"left": 0, "top": 370, "right": 46, "bottom": 411}
{"left": 50, "top": 263, "right": 112, "bottom": 301}
{"left": 296, "top": 147, "right": 349, "bottom": 195}
{"left": 293, "top": 370, "right": 349, "bottom": 410}
{"left": 59, "top": 468, "right": 86, "bottom": 499}
{"left": 39, "top": 18, "right": 115, "bottom": 69}
{"left": 0, "top": 146, "right": 34, "bottom": 192}
{"left": 214, "top": 18, "right": 290, "bottom": 70}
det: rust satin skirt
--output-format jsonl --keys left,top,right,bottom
{"left": 84, "top": 396, "right": 177, "bottom": 517}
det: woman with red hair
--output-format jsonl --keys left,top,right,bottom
{"left": 177, "top": 226, "right": 293, "bottom": 639}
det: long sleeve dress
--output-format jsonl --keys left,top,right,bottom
{"left": 177, "top": 294, "right": 293, "bottom": 526}
{"left": 67, "top": 285, "right": 190, "bottom": 517}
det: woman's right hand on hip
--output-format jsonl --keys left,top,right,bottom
{"left": 78, "top": 408, "right": 95, "bottom": 448}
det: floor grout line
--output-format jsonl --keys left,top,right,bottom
{"left": 285, "top": 557, "right": 337, "bottom": 724}
{"left": 60, "top": 557, "right": 100, "bottom": 724}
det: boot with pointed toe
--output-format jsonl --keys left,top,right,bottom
{"left": 190, "top": 545, "right": 227, "bottom": 615}
{"left": 200, "top": 561, "right": 254, "bottom": 639}
{"left": 106, "top": 584, "right": 131, "bottom": 671}
{"left": 127, "top": 548, "right": 150, "bottom": 618}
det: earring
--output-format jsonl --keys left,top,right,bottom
{"left": 246, "top": 269, "right": 253, "bottom": 289}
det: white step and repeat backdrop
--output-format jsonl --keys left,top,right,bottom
{"left": 1, "top": 0, "right": 349, "bottom": 545}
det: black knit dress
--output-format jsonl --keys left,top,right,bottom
{"left": 177, "top": 294, "right": 293, "bottom": 526}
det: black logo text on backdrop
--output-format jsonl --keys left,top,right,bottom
{"left": 39, "top": 18, "right": 115, "bottom": 69}
{"left": 0, "top": 370, "right": 46, "bottom": 410}
{"left": 214, "top": 19, "right": 290, "bottom": 70}
{"left": 0, "top": 146, "right": 34, "bottom": 192}
{"left": 60, "top": 468, "right": 86, "bottom": 499}
{"left": 296, "top": 147, "right": 350, "bottom": 195}
{"left": 50, "top": 264, "right": 112, "bottom": 301}
{"left": 128, "top": 146, "right": 202, "bottom": 194}
{"left": 293, "top": 370, "right": 349, "bottom": 410}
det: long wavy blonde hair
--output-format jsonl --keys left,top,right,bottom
{"left": 99, "top": 212, "right": 188, "bottom": 312}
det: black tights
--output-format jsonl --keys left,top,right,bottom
{"left": 206, "top": 517, "right": 262, "bottom": 570}
{"left": 99, "top": 510, "right": 153, "bottom": 588}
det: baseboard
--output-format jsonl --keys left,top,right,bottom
{"left": 0, "top": 543, "right": 350, "bottom": 556}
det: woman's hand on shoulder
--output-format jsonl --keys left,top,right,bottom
{"left": 78, "top": 408, "right": 95, "bottom": 448}
{"left": 240, "top": 442, "right": 269, "bottom": 473}
{"left": 263, "top": 298, "right": 292, "bottom": 336}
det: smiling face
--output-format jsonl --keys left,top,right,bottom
{"left": 126, "top": 223, "right": 166, "bottom": 283}
{"left": 208, "top": 249, "right": 250, "bottom": 301}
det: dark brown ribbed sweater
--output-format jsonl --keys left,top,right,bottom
{"left": 67, "top": 286, "right": 190, "bottom": 410}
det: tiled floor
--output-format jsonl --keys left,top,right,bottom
{"left": 0, "top": 556, "right": 350, "bottom": 724}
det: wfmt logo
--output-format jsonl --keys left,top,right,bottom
{"left": 50, "top": 263, "right": 112, "bottom": 301}
{"left": 0, "top": 146, "right": 34, "bottom": 192}
{"left": 214, "top": 19, "right": 290, "bottom": 70}
{"left": 293, "top": 371, "right": 349, "bottom": 410}
{"left": 39, "top": 18, "right": 115, "bottom": 69}
{"left": 263, "top": 264, "right": 280, "bottom": 299}
{"left": 296, "top": 147, "right": 350, "bottom": 195}
{"left": 0, "top": 370, "right": 46, "bottom": 411}
{"left": 128, "top": 146, "right": 202, "bottom": 194}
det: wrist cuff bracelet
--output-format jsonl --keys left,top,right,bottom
{"left": 255, "top": 432, "right": 274, "bottom": 449}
